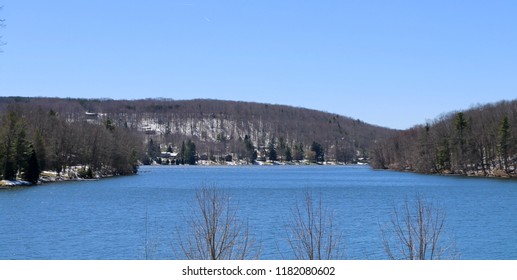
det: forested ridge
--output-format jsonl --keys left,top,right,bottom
{"left": 0, "top": 101, "right": 142, "bottom": 184}
{"left": 0, "top": 97, "right": 395, "bottom": 184}
{"left": 4, "top": 97, "right": 516, "bottom": 183}
{"left": 371, "top": 99, "right": 517, "bottom": 178}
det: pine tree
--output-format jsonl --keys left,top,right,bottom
{"left": 435, "top": 138, "right": 451, "bottom": 172}
{"left": 498, "top": 116, "right": 511, "bottom": 172}
{"left": 14, "top": 127, "right": 28, "bottom": 175}
{"left": 453, "top": 112, "right": 468, "bottom": 171}
{"left": 310, "top": 141, "right": 325, "bottom": 163}
{"left": 178, "top": 141, "right": 186, "bottom": 165}
{"left": 267, "top": 138, "right": 277, "bottom": 161}
{"left": 1, "top": 111, "right": 24, "bottom": 180}
{"left": 278, "top": 137, "right": 286, "bottom": 162}
{"left": 105, "top": 117, "right": 115, "bottom": 132}
{"left": 244, "top": 135, "right": 256, "bottom": 163}
{"left": 23, "top": 147, "right": 40, "bottom": 184}
{"left": 285, "top": 145, "right": 293, "bottom": 162}
{"left": 34, "top": 132, "right": 47, "bottom": 172}
{"left": 3, "top": 160, "right": 16, "bottom": 181}
{"left": 146, "top": 138, "right": 160, "bottom": 163}
{"left": 185, "top": 140, "right": 197, "bottom": 165}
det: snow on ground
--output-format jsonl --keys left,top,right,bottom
{"left": 0, "top": 180, "right": 32, "bottom": 187}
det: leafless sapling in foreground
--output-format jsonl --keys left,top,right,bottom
{"left": 142, "top": 209, "right": 158, "bottom": 260}
{"left": 178, "top": 186, "right": 259, "bottom": 260}
{"left": 381, "top": 194, "right": 458, "bottom": 260}
{"left": 0, "top": 6, "right": 5, "bottom": 51}
{"left": 287, "top": 188, "right": 345, "bottom": 260}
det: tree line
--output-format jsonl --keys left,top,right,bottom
{"left": 0, "top": 97, "right": 394, "bottom": 182}
{"left": 144, "top": 133, "right": 328, "bottom": 165}
{"left": 371, "top": 100, "right": 517, "bottom": 177}
{"left": 0, "top": 97, "right": 396, "bottom": 165}
{"left": 0, "top": 104, "right": 142, "bottom": 183}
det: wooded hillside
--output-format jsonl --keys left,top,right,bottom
{"left": 0, "top": 99, "right": 142, "bottom": 184}
{"left": 0, "top": 97, "right": 395, "bottom": 182}
{"left": 371, "top": 99, "right": 517, "bottom": 177}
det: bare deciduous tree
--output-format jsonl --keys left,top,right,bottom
{"left": 142, "top": 210, "right": 158, "bottom": 260}
{"left": 286, "top": 188, "right": 345, "bottom": 260}
{"left": 178, "top": 186, "right": 259, "bottom": 260}
{"left": 381, "top": 195, "right": 458, "bottom": 260}
{"left": 0, "top": 6, "right": 5, "bottom": 51}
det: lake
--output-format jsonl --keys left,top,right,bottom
{"left": 1, "top": 165, "right": 516, "bottom": 260}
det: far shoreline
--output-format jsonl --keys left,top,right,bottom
{"left": 0, "top": 162, "right": 367, "bottom": 188}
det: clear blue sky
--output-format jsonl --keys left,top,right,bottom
{"left": 1, "top": 1, "right": 516, "bottom": 129}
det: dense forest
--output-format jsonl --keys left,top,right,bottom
{"left": 0, "top": 97, "right": 395, "bottom": 183}
{"left": 371, "top": 99, "right": 517, "bottom": 177}
{"left": 5, "top": 97, "right": 516, "bottom": 183}
{"left": 0, "top": 102, "right": 142, "bottom": 184}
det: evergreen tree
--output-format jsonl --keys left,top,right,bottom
{"left": 146, "top": 138, "right": 161, "bottom": 163}
{"left": 453, "top": 112, "right": 468, "bottom": 170}
{"left": 105, "top": 117, "right": 115, "bottom": 132}
{"left": 22, "top": 146, "right": 40, "bottom": 184}
{"left": 278, "top": 137, "right": 286, "bottom": 162}
{"left": 435, "top": 138, "right": 451, "bottom": 172}
{"left": 14, "top": 127, "right": 28, "bottom": 175}
{"left": 86, "top": 166, "right": 94, "bottom": 179}
{"left": 267, "top": 138, "right": 277, "bottom": 161}
{"left": 178, "top": 141, "right": 186, "bottom": 165}
{"left": 3, "top": 160, "right": 16, "bottom": 180}
{"left": 498, "top": 116, "right": 511, "bottom": 172}
{"left": 185, "top": 140, "right": 197, "bottom": 165}
{"left": 244, "top": 135, "right": 256, "bottom": 163}
{"left": 1, "top": 111, "right": 24, "bottom": 180}
{"left": 454, "top": 112, "right": 468, "bottom": 134}
{"left": 34, "top": 132, "right": 47, "bottom": 172}
{"left": 310, "top": 141, "right": 325, "bottom": 163}
{"left": 285, "top": 145, "right": 293, "bottom": 162}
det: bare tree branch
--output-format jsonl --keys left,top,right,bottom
{"left": 286, "top": 188, "right": 345, "bottom": 260}
{"left": 142, "top": 209, "right": 158, "bottom": 260}
{"left": 381, "top": 194, "right": 459, "bottom": 260}
{"left": 0, "top": 6, "right": 5, "bottom": 51}
{"left": 178, "top": 185, "right": 260, "bottom": 260}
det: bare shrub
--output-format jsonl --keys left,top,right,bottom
{"left": 178, "top": 186, "right": 259, "bottom": 260}
{"left": 142, "top": 210, "right": 158, "bottom": 260}
{"left": 381, "top": 194, "right": 458, "bottom": 260}
{"left": 286, "top": 188, "right": 345, "bottom": 260}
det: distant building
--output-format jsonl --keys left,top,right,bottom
{"left": 144, "top": 127, "right": 156, "bottom": 135}
{"left": 160, "top": 152, "right": 177, "bottom": 159}
{"left": 85, "top": 112, "right": 98, "bottom": 119}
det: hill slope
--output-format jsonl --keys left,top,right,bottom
{"left": 0, "top": 97, "right": 396, "bottom": 166}
{"left": 371, "top": 99, "right": 517, "bottom": 177}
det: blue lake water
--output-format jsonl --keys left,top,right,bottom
{"left": 1, "top": 165, "right": 516, "bottom": 260}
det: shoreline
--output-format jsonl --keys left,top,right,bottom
{"left": 148, "top": 159, "right": 368, "bottom": 167}
{"left": 0, "top": 169, "right": 114, "bottom": 188}
{"left": 0, "top": 162, "right": 366, "bottom": 188}
{"left": 376, "top": 167, "right": 517, "bottom": 180}
{"left": 3, "top": 163, "right": 515, "bottom": 189}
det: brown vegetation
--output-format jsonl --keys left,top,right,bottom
{"left": 371, "top": 99, "right": 517, "bottom": 177}
{"left": 178, "top": 186, "right": 259, "bottom": 260}
{"left": 286, "top": 189, "right": 345, "bottom": 260}
{"left": 0, "top": 97, "right": 395, "bottom": 170}
{"left": 381, "top": 195, "right": 458, "bottom": 260}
